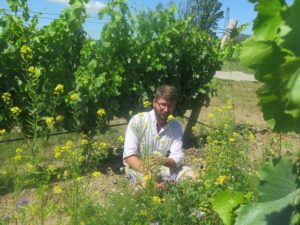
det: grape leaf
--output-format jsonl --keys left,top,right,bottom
{"left": 241, "top": 0, "right": 300, "bottom": 133}
{"left": 252, "top": 0, "right": 286, "bottom": 41}
{"left": 235, "top": 192, "right": 298, "bottom": 225}
{"left": 235, "top": 157, "right": 299, "bottom": 225}
{"left": 212, "top": 190, "right": 244, "bottom": 225}
{"left": 240, "top": 39, "right": 286, "bottom": 78}
{"left": 280, "top": 0, "right": 300, "bottom": 56}
{"left": 256, "top": 58, "right": 300, "bottom": 133}
{"left": 257, "top": 158, "right": 297, "bottom": 202}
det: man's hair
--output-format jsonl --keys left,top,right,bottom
{"left": 154, "top": 85, "right": 178, "bottom": 103}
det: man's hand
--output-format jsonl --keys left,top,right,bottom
{"left": 124, "top": 155, "right": 144, "bottom": 174}
{"left": 148, "top": 152, "right": 165, "bottom": 172}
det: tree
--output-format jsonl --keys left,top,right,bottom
{"left": 179, "top": 0, "right": 224, "bottom": 35}
{"left": 175, "top": 0, "right": 224, "bottom": 145}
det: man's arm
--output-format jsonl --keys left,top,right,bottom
{"left": 123, "top": 116, "right": 142, "bottom": 173}
{"left": 167, "top": 122, "right": 184, "bottom": 168}
{"left": 164, "top": 157, "right": 176, "bottom": 169}
{"left": 124, "top": 155, "right": 144, "bottom": 174}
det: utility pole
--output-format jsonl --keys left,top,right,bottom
{"left": 220, "top": 18, "right": 238, "bottom": 49}
{"left": 223, "top": 7, "right": 230, "bottom": 34}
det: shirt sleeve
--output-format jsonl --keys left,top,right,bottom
{"left": 123, "top": 116, "right": 139, "bottom": 159}
{"left": 168, "top": 122, "right": 184, "bottom": 167}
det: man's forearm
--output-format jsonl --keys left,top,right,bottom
{"left": 124, "top": 155, "right": 144, "bottom": 174}
{"left": 164, "top": 157, "right": 177, "bottom": 169}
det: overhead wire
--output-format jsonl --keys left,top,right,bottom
{"left": 0, "top": 8, "right": 111, "bottom": 25}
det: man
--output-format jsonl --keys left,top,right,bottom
{"left": 123, "top": 85, "right": 194, "bottom": 187}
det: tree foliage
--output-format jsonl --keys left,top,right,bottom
{"left": 0, "top": 0, "right": 223, "bottom": 135}
{"left": 74, "top": 0, "right": 222, "bottom": 132}
{"left": 179, "top": 0, "right": 224, "bottom": 35}
{"left": 0, "top": 0, "right": 87, "bottom": 133}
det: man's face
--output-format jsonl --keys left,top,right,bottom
{"left": 153, "top": 97, "right": 176, "bottom": 122}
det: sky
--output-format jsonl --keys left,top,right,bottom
{"left": 0, "top": 0, "right": 294, "bottom": 39}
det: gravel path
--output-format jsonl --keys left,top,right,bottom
{"left": 215, "top": 71, "right": 256, "bottom": 81}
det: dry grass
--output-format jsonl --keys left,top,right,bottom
{"left": 197, "top": 79, "right": 300, "bottom": 155}
{"left": 201, "top": 79, "right": 265, "bottom": 127}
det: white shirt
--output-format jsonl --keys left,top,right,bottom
{"left": 123, "top": 109, "right": 184, "bottom": 167}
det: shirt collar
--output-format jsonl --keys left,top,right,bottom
{"left": 150, "top": 109, "right": 169, "bottom": 133}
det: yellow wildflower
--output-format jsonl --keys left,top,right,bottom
{"left": 15, "top": 148, "right": 23, "bottom": 154}
{"left": 93, "top": 191, "right": 100, "bottom": 198}
{"left": 152, "top": 195, "right": 163, "bottom": 204}
{"left": 26, "top": 163, "right": 34, "bottom": 170}
{"left": 92, "top": 142, "right": 98, "bottom": 149}
{"left": 80, "top": 139, "right": 89, "bottom": 146}
{"left": 76, "top": 176, "right": 83, "bottom": 182}
{"left": 63, "top": 170, "right": 69, "bottom": 179}
{"left": 217, "top": 107, "right": 224, "bottom": 112}
{"left": 226, "top": 100, "right": 233, "bottom": 109}
{"left": 1, "top": 92, "right": 11, "bottom": 103}
{"left": 55, "top": 115, "right": 64, "bottom": 123}
{"left": 54, "top": 152, "right": 61, "bottom": 158}
{"left": 69, "top": 93, "right": 79, "bottom": 101}
{"left": 53, "top": 186, "right": 62, "bottom": 194}
{"left": 47, "top": 164, "right": 56, "bottom": 172}
{"left": 140, "top": 209, "right": 148, "bottom": 217}
{"left": 207, "top": 113, "right": 214, "bottom": 119}
{"left": 46, "top": 117, "right": 55, "bottom": 127}
{"left": 78, "top": 156, "right": 85, "bottom": 162}
{"left": 28, "top": 66, "right": 35, "bottom": 74}
{"left": 167, "top": 114, "right": 174, "bottom": 122}
{"left": 0, "top": 129, "right": 6, "bottom": 135}
{"left": 229, "top": 138, "right": 235, "bottom": 142}
{"left": 54, "top": 146, "right": 61, "bottom": 158}
{"left": 233, "top": 132, "right": 239, "bottom": 137}
{"left": 54, "top": 84, "right": 64, "bottom": 95}
{"left": 10, "top": 106, "right": 22, "bottom": 116}
{"left": 14, "top": 154, "right": 22, "bottom": 161}
{"left": 143, "top": 100, "right": 152, "bottom": 108}
{"left": 96, "top": 108, "right": 106, "bottom": 117}
{"left": 99, "top": 142, "right": 108, "bottom": 150}
{"left": 20, "top": 45, "right": 32, "bottom": 59}
{"left": 226, "top": 99, "right": 233, "bottom": 106}
{"left": 117, "top": 135, "right": 125, "bottom": 143}
{"left": 248, "top": 132, "right": 254, "bottom": 141}
{"left": 144, "top": 174, "right": 151, "bottom": 182}
{"left": 66, "top": 140, "right": 74, "bottom": 148}
{"left": 92, "top": 171, "right": 101, "bottom": 177}
{"left": 216, "top": 175, "right": 228, "bottom": 185}
{"left": 61, "top": 145, "right": 71, "bottom": 153}
{"left": 27, "top": 66, "right": 41, "bottom": 76}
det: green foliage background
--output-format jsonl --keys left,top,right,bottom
{"left": 0, "top": 0, "right": 223, "bottom": 135}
